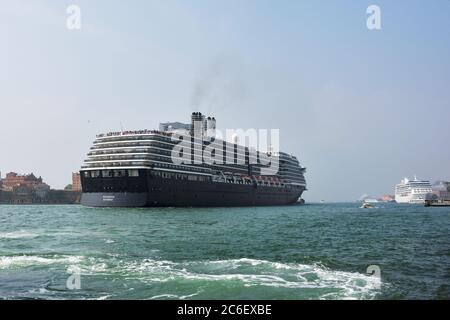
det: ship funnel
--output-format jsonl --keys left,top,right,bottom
{"left": 191, "top": 112, "right": 204, "bottom": 137}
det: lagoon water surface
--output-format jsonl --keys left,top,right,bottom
{"left": 0, "top": 203, "right": 449, "bottom": 299}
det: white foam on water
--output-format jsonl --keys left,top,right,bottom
{"left": 116, "top": 258, "right": 382, "bottom": 300}
{"left": 0, "top": 230, "right": 41, "bottom": 239}
{"left": 150, "top": 293, "right": 180, "bottom": 299}
{"left": 26, "top": 287, "right": 52, "bottom": 296}
{"left": 77, "top": 258, "right": 109, "bottom": 275}
{"left": 179, "top": 291, "right": 203, "bottom": 300}
{"left": 0, "top": 255, "right": 83, "bottom": 269}
{"left": 149, "top": 291, "right": 202, "bottom": 300}
{"left": 53, "top": 257, "right": 381, "bottom": 299}
{"left": 0, "top": 229, "right": 89, "bottom": 240}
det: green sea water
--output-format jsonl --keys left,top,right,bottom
{"left": 0, "top": 203, "right": 449, "bottom": 300}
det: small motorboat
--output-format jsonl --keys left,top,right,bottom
{"left": 360, "top": 202, "right": 373, "bottom": 209}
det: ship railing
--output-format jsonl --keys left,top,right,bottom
{"left": 96, "top": 130, "right": 174, "bottom": 139}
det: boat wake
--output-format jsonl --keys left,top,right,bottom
{"left": 77, "top": 257, "right": 382, "bottom": 300}
{"left": 0, "top": 230, "right": 42, "bottom": 239}
{"left": 0, "top": 255, "right": 83, "bottom": 269}
{"left": 0, "top": 255, "right": 382, "bottom": 300}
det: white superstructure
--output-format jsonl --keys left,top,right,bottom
{"left": 395, "top": 176, "right": 432, "bottom": 204}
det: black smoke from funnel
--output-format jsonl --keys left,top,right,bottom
{"left": 190, "top": 56, "right": 247, "bottom": 114}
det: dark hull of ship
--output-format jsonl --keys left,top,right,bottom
{"left": 80, "top": 170, "right": 304, "bottom": 208}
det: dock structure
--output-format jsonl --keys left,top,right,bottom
{"left": 425, "top": 200, "right": 450, "bottom": 207}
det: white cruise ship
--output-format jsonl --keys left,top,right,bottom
{"left": 395, "top": 176, "right": 433, "bottom": 204}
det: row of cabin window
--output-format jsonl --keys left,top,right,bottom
{"left": 94, "top": 141, "right": 258, "bottom": 164}
{"left": 93, "top": 149, "right": 255, "bottom": 168}
{"left": 152, "top": 160, "right": 209, "bottom": 174}
{"left": 151, "top": 171, "right": 211, "bottom": 182}
{"left": 83, "top": 170, "right": 140, "bottom": 178}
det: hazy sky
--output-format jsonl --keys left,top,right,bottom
{"left": 1, "top": 0, "right": 449, "bottom": 201}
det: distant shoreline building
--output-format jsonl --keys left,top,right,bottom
{"left": 380, "top": 195, "right": 395, "bottom": 202}
{"left": 432, "top": 181, "right": 450, "bottom": 201}
{"left": 0, "top": 171, "right": 81, "bottom": 205}
{"left": 1, "top": 172, "right": 44, "bottom": 191}
{"left": 72, "top": 172, "right": 82, "bottom": 191}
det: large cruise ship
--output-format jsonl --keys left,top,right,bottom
{"left": 80, "top": 113, "right": 307, "bottom": 207}
{"left": 395, "top": 177, "right": 432, "bottom": 204}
